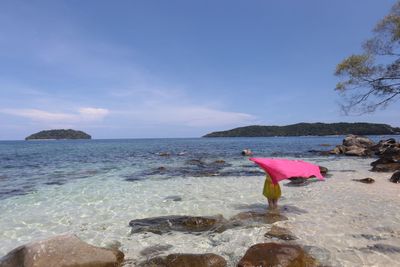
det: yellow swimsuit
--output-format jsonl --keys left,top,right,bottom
{"left": 262, "top": 174, "right": 281, "bottom": 200}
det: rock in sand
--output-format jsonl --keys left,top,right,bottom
{"left": 0, "top": 234, "right": 124, "bottom": 267}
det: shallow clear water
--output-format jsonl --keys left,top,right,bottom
{"left": 1, "top": 136, "right": 400, "bottom": 266}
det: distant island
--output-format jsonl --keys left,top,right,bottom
{"left": 203, "top": 122, "right": 400, "bottom": 137}
{"left": 25, "top": 129, "right": 91, "bottom": 140}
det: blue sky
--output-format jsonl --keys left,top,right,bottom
{"left": 0, "top": 0, "right": 399, "bottom": 140}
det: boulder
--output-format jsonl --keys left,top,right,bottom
{"left": 371, "top": 159, "right": 400, "bottom": 172}
{"left": 343, "top": 134, "right": 374, "bottom": 148}
{"left": 238, "top": 243, "right": 318, "bottom": 267}
{"left": 0, "top": 234, "right": 124, "bottom": 267}
{"left": 329, "top": 135, "right": 375, "bottom": 156}
{"left": 129, "top": 215, "right": 226, "bottom": 234}
{"left": 390, "top": 171, "right": 400, "bottom": 183}
{"left": 344, "top": 146, "right": 371, "bottom": 157}
{"left": 139, "top": 253, "right": 227, "bottom": 267}
{"left": 329, "top": 145, "right": 346, "bottom": 155}
{"left": 371, "top": 138, "right": 399, "bottom": 156}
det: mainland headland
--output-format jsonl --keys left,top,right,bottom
{"left": 203, "top": 122, "right": 400, "bottom": 137}
{"left": 25, "top": 129, "right": 91, "bottom": 140}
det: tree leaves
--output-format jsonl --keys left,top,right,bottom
{"left": 335, "top": 1, "right": 400, "bottom": 114}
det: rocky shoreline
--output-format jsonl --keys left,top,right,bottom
{"left": 1, "top": 135, "right": 399, "bottom": 266}
{"left": 328, "top": 134, "right": 400, "bottom": 183}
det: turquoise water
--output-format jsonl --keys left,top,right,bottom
{"left": 0, "top": 136, "right": 347, "bottom": 200}
{"left": 1, "top": 136, "right": 400, "bottom": 266}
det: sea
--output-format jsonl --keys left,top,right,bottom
{"left": 1, "top": 136, "right": 400, "bottom": 266}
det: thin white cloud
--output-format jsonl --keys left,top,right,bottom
{"left": 78, "top": 107, "right": 110, "bottom": 121}
{"left": 1, "top": 107, "right": 109, "bottom": 123}
{"left": 116, "top": 104, "right": 256, "bottom": 128}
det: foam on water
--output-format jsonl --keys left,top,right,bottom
{"left": 1, "top": 155, "right": 400, "bottom": 266}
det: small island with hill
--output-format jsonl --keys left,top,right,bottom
{"left": 203, "top": 122, "right": 400, "bottom": 137}
{"left": 25, "top": 129, "right": 91, "bottom": 140}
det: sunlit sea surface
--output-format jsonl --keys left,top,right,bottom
{"left": 1, "top": 136, "right": 400, "bottom": 266}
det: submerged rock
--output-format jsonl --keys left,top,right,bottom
{"left": 390, "top": 171, "right": 400, "bottom": 183}
{"left": 129, "top": 215, "right": 226, "bottom": 234}
{"left": 163, "top": 195, "right": 182, "bottom": 202}
{"left": 139, "top": 253, "right": 227, "bottom": 267}
{"left": 229, "top": 211, "right": 288, "bottom": 226}
{"left": 140, "top": 244, "right": 173, "bottom": 258}
{"left": 352, "top": 234, "right": 386, "bottom": 241}
{"left": 238, "top": 243, "right": 318, "bottom": 267}
{"left": 0, "top": 234, "right": 124, "bottom": 267}
{"left": 352, "top": 177, "right": 375, "bottom": 184}
{"left": 365, "top": 243, "right": 400, "bottom": 254}
{"left": 264, "top": 225, "right": 298, "bottom": 240}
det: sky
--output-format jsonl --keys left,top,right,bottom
{"left": 0, "top": 0, "right": 399, "bottom": 140}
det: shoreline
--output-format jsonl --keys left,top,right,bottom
{"left": 1, "top": 157, "right": 399, "bottom": 266}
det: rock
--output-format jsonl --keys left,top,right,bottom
{"left": 329, "top": 135, "right": 375, "bottom": 156}
{"left": 129, "top": 215, "right": 226, "bottom": 234}
{"left": 140, "top": 244, "right": 173, "bottom": 257}
{"left": 139, "top": 253, "right": 227, "bottom": 267}
{"left": 166, "top": 254, "right": 226, "bottom": 267}
{"left": 241, "top": 149, "right": 253, "bottom": 156}
{"left": 318, "top": 166, "right": 328, "bottom": 176}
{"left": 371, "top": 138, "right": 399, "bottom": 156}
{"left": 163, "top": 195, "right": 182, "bottom": 202}
{"left": 364, "top": 243, "right": 400, "bottom": 254}
{"left": 264, "top": 226, "right": 297, "bottom": 240}
{"left": 390, "top": 171, "right": 400, "bottom": 183}
{"left": 158, "top": 152, "right": 171, "bottom": 157}
{"left": 214, "top": 160, "right": 226, "bottom": 164}
{"left": 352, "top": 177, "right": 375, "bottom": 184}
{"left": 186, "top": 159, "right": 206, "bottom": 166}
{"left": 343, "top": 134, "right": 374, "bottom": 148}
{"left": 329, "top": 145, "right": 347, "bottom": 155}
{"left": 0, "top": 234, "right": 124, "bottom": 267}
{"left": 371, "top": 161, "right": 400, "bottom": 172}
{"left": 229, "top": 211, "right": 288, "bottom": 225}
{"left": 238, "top": 243, "right": 318, "bottom": 267}
{"left": 285, "top": 177, "right": 311, "bottom": 187}
{"left": 369, "top": 138, "right": 400, "bottom": 172}
{"left": 344, "top": 146, "right": 371, "bottom": 157}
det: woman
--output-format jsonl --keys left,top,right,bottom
{"left": 263, "top": 173, "right": 281, "bottom": 210}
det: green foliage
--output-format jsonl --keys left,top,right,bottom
{"left": 203, "top": 122, "right": 400, "bottom": 137}
{"left": 25, "top": 129, "right": 91, "bottom": 140}
{"left": 335, "top": 1, "right": 400, "bottom": 113}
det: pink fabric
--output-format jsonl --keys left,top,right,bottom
{"left": 250, "top": 158, "right": 324, "bottom": 184}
